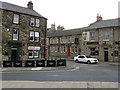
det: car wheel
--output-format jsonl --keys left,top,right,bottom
{"left": 75, "top": 59, "right": 79, "bottom": 63}
{"left": 87, "top": 60, "right": 91, "bottom": 64}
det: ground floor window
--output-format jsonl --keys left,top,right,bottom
{"left": 90, "top": 48, "right": 96, "bottom": 56}
{"left": 28, "top": 50, "right": 39, "bottom": 59}
{"left": 114, "top": 50, "right": 118, "bottom": 56}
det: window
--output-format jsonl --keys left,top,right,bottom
{"left": 36, "top": 19, "right": 40, "bottom": 27}
{"left": 28, "top": 51, "right": 39, "bottom": 58}
{"left": 30, "top": 18, "right": 40, "bottom": 27}
{"left": 114, "top": 51, "right": 118, "bottom": 56}
{"left": 28, "top": 51, "right": 34, "bottom": 58}
{"left": 35, "top": 32, "right": 39, "bottom": 42}
{"left": 34, "top": 51, "right": 39, "bottom": 58}
{"left": 78, "top": 56, "right": 85, "bottom": 58}
{"left": 13, "top": 29, "right": 18, "bottom": 40}
{"left": 90, "top": 32, "right": 95, "bottom": 40}
{"left": 29, "top": 31, "right": 40, "bottom": 42}
{"left": 90, "top": 48, "right": 95, "bottom": 55}
{"left": 75, "top": 38, "right": 79, "bottom": 44}
{"left": 30, "top": 18, "right": 35, "bottom": 26}
{"left": 103, "top": 31, "right": 109, "bottom": 41}
{"left": 29, "top": 31, "right": 34, "bottom": 41}
{"left": 13, "top": 14, "right": 19, "bottom": 24}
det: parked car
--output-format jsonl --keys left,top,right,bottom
{"left": 74, "top": 55, "right": 98, "bottom": 64}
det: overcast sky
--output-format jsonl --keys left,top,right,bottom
{"left": 1, "top": 0, "right": 120, "bottom": 29}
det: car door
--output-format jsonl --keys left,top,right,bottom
{"left": 78, "top": 56, "right": 82, "bottom": 62}
{"left": 80, "top": 56, "right": 85, "bottom": 62}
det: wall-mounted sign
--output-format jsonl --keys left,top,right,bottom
{"left": 82, "top": 32, "right": 90, "bottom": 41}
{"left": 28, "top": 46, "right": 40, "bottom": 50}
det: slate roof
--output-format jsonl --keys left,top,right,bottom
{"left": 47, "top": 18, "right": 120, "bottom": 38}
{"left": 47, "top": 28, "right": 85, "bottom": 37}
{"left": 86, "top": 18, "right": 120, "bottom": 30}
{"left": 0, "top": 1, "right": 47, "bottom": 19}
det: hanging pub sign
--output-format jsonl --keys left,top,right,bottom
{"left": 28, "top": 46, "right": 40, "bottom": 50}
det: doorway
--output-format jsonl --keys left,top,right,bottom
{"left": 104, "top": 48, "right": 108, "bottom": 62}
{"left": 11, "top": 48, "right": 17, "bottom": 61}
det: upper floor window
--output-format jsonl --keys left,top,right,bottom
{"left": 103, "top": 31, "right": 109, "bottom": 41}
{"left": 90, "top": 32, "right": 95, "bottom": 40}
{"left": 12, "top": 29, "right": 18, "bottom": 40}
{"left": 30, "top": 18, "right": 35, "bottom": 26}
{"left": 30, "top": 18, "right": 40, "bottom": 27}
{"left": 29, "top": 31, "right": 40, "bottom": 42}
{"left": 36, "top": 19, "right": 40, "bottom": 27}
{"left": 75, "top": 38, "right": 79, "bottom": 44}
{"left": 13, "top": 14, "right": 19, "bottom": 24}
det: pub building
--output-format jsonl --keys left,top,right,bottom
{"left": 1, "top": 1, "right": 47, "bottom": 61}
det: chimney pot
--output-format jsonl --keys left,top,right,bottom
{"left": 27, "top": 1, "right": 33, "bottom": 9}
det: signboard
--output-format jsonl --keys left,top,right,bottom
{"left": 25, "top": 61, "right": 35, "bottom": 67}
{"left": 82, "top": 32, "right": 90, "bottom": 41}
{"left": 36, "top": 60, "right": 45, "bottom": 67}
{"left": 13, "top": 61, "right": 22, "bottom": 67}
{"left": 28, "top": 46, "right": 40, "bottom": 50}
{"left": 47, "top": 60, "right": 56, "bottom": 67}
{"left": 3, "top": 61, "right": 12, "bottom": 67}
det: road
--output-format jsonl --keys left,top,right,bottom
{"left": 2, "top": 61, "right": 118, "bottom": 82}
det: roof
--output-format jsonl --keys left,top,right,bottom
{"left": 0, "top": 1, "right": 47, "bottom": 19}
{"left": 47, "top": 28, "right": 85, "bottom": 37}
{"left": 86, "top": 18, "right": 120, "bottom": 30}
{"left": 47, "top": 18, "right": 120, "bottom": 38}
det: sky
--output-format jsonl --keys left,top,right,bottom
{"left": 1, "top": 0, "right": 120, "bottom": 29}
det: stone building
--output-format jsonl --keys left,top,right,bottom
{"left": 47, "top": 24, "right": 85, "bottom": 58}
{"left": 82, "top": 15, "right": 120, "bottom": 62}
{"left": 47, "top": 15, "right": 120, "bottom": 62}
{"left": 1, "top": 1, "right": 47, "bottom": 61}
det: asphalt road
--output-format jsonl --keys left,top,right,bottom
{"left": 2, "top": 61, "right": 118, "bottom": 82}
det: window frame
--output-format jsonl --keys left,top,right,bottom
{"left": 103, "top": 31, "right": 110, "bottom": 41}
{"left": 13, "top": 14, "right": 19, "bottom": 24}
{"left": 90, "top": 48, "right": 96, "bottom": 56}
{"left": 30, "top": 17, "right": 35, "bottom": 26}
{"left": 90, "top": 32, "right": 95, "bottom": 41}
{"left": 28, "top": 50, "right": 39, "bottom": 59}
{"left": 12, "top": 29, "right": 19, "bottom": 40}
{"left": 29, "top": 31, "right": 40, "bottom": 42}
{"left": 35, "top": 18, "right": 40, "bottom": 27}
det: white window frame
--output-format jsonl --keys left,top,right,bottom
{"left": 34, "top": 51, "right": 39, "bottom": 58}
{"left": 28, "top": 50, "right": 39, "bottom": 59}
{"left": 13, "top": 29, "right": 18, "bottom": 40}
{"left": 28, "top": 51, "right": 34, "bottom": 58}
{"left": 35, "top": 19, "right": 40, "bottom": 27}
{"left": 13, "top": 14, "right": 19, "bottom": 24}
{"left": 30, "top": 18, "right": 35, "bottom": 26}
{"left": 103, "top": 31, "right": 110, "bottom": 41}
{"left": 35, "top": 32, "right": 40, "bottom": 42}
{"left": 29, "top": 31, "right": 34, "bottom": 41}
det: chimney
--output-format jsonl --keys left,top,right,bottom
{"left": 51, "top": 24, "right": 56, "bottom": 30}
{"left": 96, "top": 13, "right": 102, "bottom": 22}
{"left": 57, "top": 25, "right": 64, "bottom": 30}
{"left": 27, "top": 1, "right": 33, "bottom": 9}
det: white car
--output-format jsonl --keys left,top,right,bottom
{"left": 74, "top": 55, "right": 98, "bottom": 64}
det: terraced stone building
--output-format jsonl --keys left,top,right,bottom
{"left": 47, "top": 16, "right": 120, "bottom": 62}
{"left": 1, "top": 1, "right": 47, "bottom": 61}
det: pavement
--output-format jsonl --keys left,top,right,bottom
{"left": 2, "top": 65, "right": 78, "bottom": 72}
{"left": 1, "top": 81, "right": 119, "bottom": 88}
